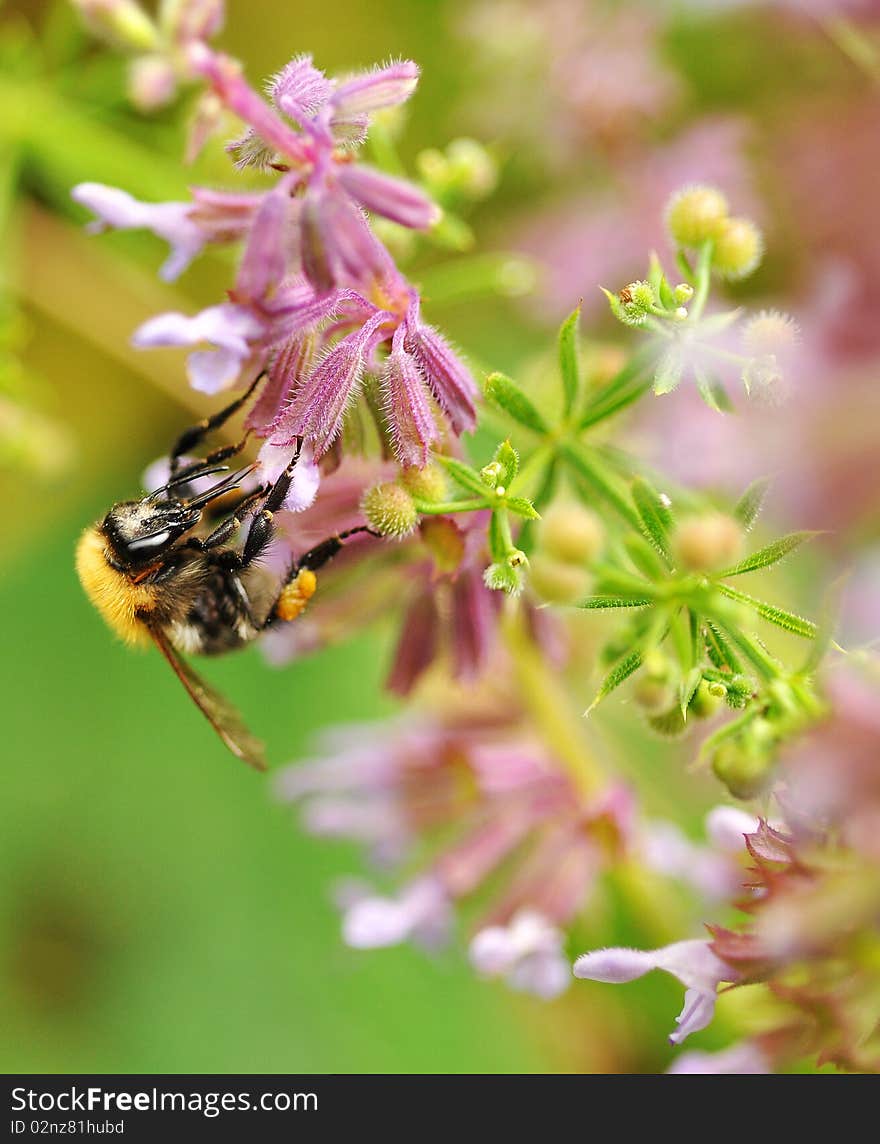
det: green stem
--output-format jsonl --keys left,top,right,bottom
{"left": 413, "top": 497, "right": 488, "bottom": 515}
{"left": 689, "top": 240, "right": 714, "bottom": 322}
{"left": 501, "top": 606, "right": 605, "bottom": 797}
{"left": 558, "top": 440, "right": 642, "bottom": 531}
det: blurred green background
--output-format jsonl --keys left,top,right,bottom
{"left": 1, "top": 0, "right": 877, "bottom": 1073}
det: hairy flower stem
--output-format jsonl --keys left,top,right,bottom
{"left": 689, "top": 240, "right": 714, "bottom": 323}
{"left": 501, "top": 603, "right": 605, "bottom": 798}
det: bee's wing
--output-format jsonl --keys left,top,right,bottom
{"left": 147, "top": 622, "right": 267, "bottom": 772}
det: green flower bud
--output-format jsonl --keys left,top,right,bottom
{"left": 72, "top": 0, "right": 160, "bottom": 52}
{"left": 538, "top": 502, "right": 605, "bottom": 567}
{"left": 674, "top": 283, "right": 694, "bottom": 305}
{"left": 689, "top": 679, "right": 724, "bottom": 719}
{"left": 711, "top": 736, "right": 773, "bottom": 800}
{"left": 647, "top": 706, "right": 688, "bottom": 738}
{"left": 672, "top": 512, "right": 744, "bottom": 572}
{"left": 713, "top": 217, "right": 764, "bottom": 280}
{"left": 666, "top": 185, "right": 729, "bottom": 247}
{"left": 361, "top": 481, "right": 418, "bottom": 538}
{"left": 528, "top": 555, "right": 590, "bottom": 605}
{"left": 484, "top": 561, "right": 525, "bottom": 596}
{"left": 616, "top": 280, "right": 656, "bottom": 327}
{"left": 399, "top": 463, "right": 447, "bottom": 503}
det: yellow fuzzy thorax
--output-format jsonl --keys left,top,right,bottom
{"left": 75, "top": 527, "right": 153, "bottom": 646}
{"left": 274, "top": 568, "right": 317, "bottom": 622}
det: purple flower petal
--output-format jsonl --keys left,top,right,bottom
{"left": 450, "top": 567, "right": 495, "bottom": 679}
{"left": 256, "top": 439, "right": 320, "bottom": 511}
{"left": 301, "top": 186, "right": 394, "bottom": 291}
{"left": 234, "top": 185, "right": 291, "bottom": 301}
{"left": 667, "top": 1042, "right": 769, "bottom": 1074}
{"left": 72, "top": 183, "right": 205, "bottom": 281}
{"left": 337, "top": 164, "right": 440, "bottom": 230}
{"left": 269, "top": 311, "right": 387, "bottom": 455}
{"left": 270, "top": 53, "right": 332, "bottom": 122}
{"left": 132, "top": 302, "right": 262, "bottom": 352}
{"left": 381, "top": 330, "right": 440, "bottom": 467}
{"left": 387, "top": 590, "right": 440, "bottom": 696}
{"left": 407, "top": 315, "right": 477, "bottom": 434}
{"left": 187, "top": 347, "right": 248, "bottom": 393}
{"left": 331, "top": 60, "right": 419, "bottom": 118}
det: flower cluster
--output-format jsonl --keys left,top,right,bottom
{"left": 68, "top": 2, "right": 879, "bottom": 1075}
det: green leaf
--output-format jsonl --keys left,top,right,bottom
{"left": 718, "top": 531, "right": 819, "bottom": 577}
{"left": 658, "top": 276, "right": 677, "bottom": 311}
{"left": 578, "top": 349, "right": 654, "bottom": 431}
{"left": 578, "top": 596, "right": 653, "bottom": 611}
{"left": 734, "top": 477, "right": 771, "bottom": 531}
{"left": 558, "top": 305, "right": 581, "bottom": 416}
{"left": 505, "top": 496, "right": 540, "bottom": 520}
{"left": 560, "top": 442, "right": 643, "bottom": 531}
{"left": 695, "top": 366, "right": 734, "bottom": 413}
{"left": 493, "top": 439, "right": 519, "bottom": 486}
{"left": 648, "top": 252, "right": 666, "bottom": 296}
{"left": 680, "top": 667, "right": 703, "bottom": 717}
{"left": 592, "top": 566, "right": 657, "bottom": 600}
{"left": 631, "top": 476, "right": 673, "bottom": 563}
{"left": 436, "top": 455, "right": 490, "bottom": 497}
{"left": 653, "top": 348, "right": 683, "bottom": 395}
{"left": 698, "top": 706, "right": 761, "bottom": 763}
{"left": 587, "top": 650, "right": 643, "bottom": 713}
{"left": 484, "top": 373, "right": 549, "bottom": 434}
{"left": 516, "top": 459, "right": 557, "bottom": 554}
{"left": 623, "top": 534, "right": 666, "bottom": 581}
{"left": 718, "top": 584, "right": 817, "bottom": 639}
{"left": 704, "top": 621, "right": 743, "bottom": 673}
{"left": 669, "top": 607, "right": 696, "bottom": 674}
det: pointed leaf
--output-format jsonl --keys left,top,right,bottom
{"left": 484, "top": 372, "right": 549, "bottom": 434}
{"left": 505, "top": 496, "right": 540, "bottom": 520}
{"left": 734, "top": 477, "right": 771, "bottom": 531}
{"left": 578, "top": 595, "right": 653, "bottom": 611}
{"left": 558, "top": 305, "right": 582, "bottom": 416}
{"left": 493, "top": 439, "right": 519, "bottom": 486}
{"left": 718, "top": 583, "right": 817, "bottom": 639}
{"left": 623, "top": 533, "right": 666, "bottom": 581}
{"left": 704, "top": 621, "right": 743, "bottom": 673}
{"left": 587, "top": 650, "right": 642, "bottom": 713}
{"left": 718, "top": 531, "right": 819, "bottom": 577}
{"left": 653, "top": 348, "right": 683, "bottom": 395}
{"left": 695, "top": 366, "right": 734, "bottom": 413}
{"left": 560, "top": 442, "right": 642, "bottom": 531}
{"left": 578, "top": 350, "right": 653, "bottom": 430}
{"left": 680, "top": 667, "right": 703, "bottom": 718}
{"left": 437, "top": 455, "right": 490, "bottom": 497}
{"left": 631, "top": 476, "right": 673, "bottom": 563}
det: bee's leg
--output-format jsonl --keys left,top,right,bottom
{"left": 263, "top": 526, "right": 380, "bottom": 628}
{"left": 181, "top": 487, "right": 268, "bottom": 552}
{"left": 169, "top": 371, "right": 265, "bottom": 476}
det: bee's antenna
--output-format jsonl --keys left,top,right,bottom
{"left": 185, "top": 464, "right": 257, "bottom": 510}
{"left": 144, "top": 463, "right": 234, "bottom": 502}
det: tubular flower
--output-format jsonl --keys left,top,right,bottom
{"left": 275, "top": 714, "right": 636, "bottom": 998}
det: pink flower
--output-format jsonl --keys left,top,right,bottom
{"left": 573, "top": 939, "right": 736, "bottom": 1044}
{"left": 470, "top": 911, "right": 570, "bottom": 999}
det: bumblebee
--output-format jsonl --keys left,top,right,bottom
{"left": 76, "top": 375, "right": 374, "bottom": 771}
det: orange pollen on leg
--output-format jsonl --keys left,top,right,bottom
{"left": 274, "top": 568, "right": 317, "bottom": 622}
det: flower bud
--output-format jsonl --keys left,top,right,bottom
{"left": 689, "top": 679, "right": 724, "bottom": 719}
{"left": 666, "top": 186, "right": 729, "bottom": 248}
{"left": 538, "top": 502, "right": 605, "bottom": 567}
{"left": 528, "top": 555, "right": 590, "bottom": 605}
{"left": 672, "top": 513, "right": 744, "bottom": 572}
{"left": 674, "top": 283, "right": 694, "bottom": 305}
{"left": 399, "top": 463, "right": 447, "bottom": 503}
{"left": 713, "top": 218, "right": 763, "bottom": 280}
{"left": 483, "top": 561, "right": 524, "bottom": 596}
{"left": 361, "top": 481, "right": 418, "bottom": 538}
{"left": 72, "top": 0, "right": 160, "bottom": 52}
{"left": 128, "top": 54, "right": 177, "bottom": 111}
{"left": 711, "top": 739, "right": 773, "bottom": 800}
{"left": 634, "top": 653, "right": 675, "bottom": 713}
{"left": 617, "top": 280, "right": 656, "bottom": 326}
{"left": 742, "top": 310, "right": 799, "bottom": 357}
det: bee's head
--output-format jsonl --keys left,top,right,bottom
{"left": 100, "top": 498, "right": 203, "bottom": 569}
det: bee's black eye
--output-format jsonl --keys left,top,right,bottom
{"left": 127, "top": 530, "right": 173, "bottom": 553}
